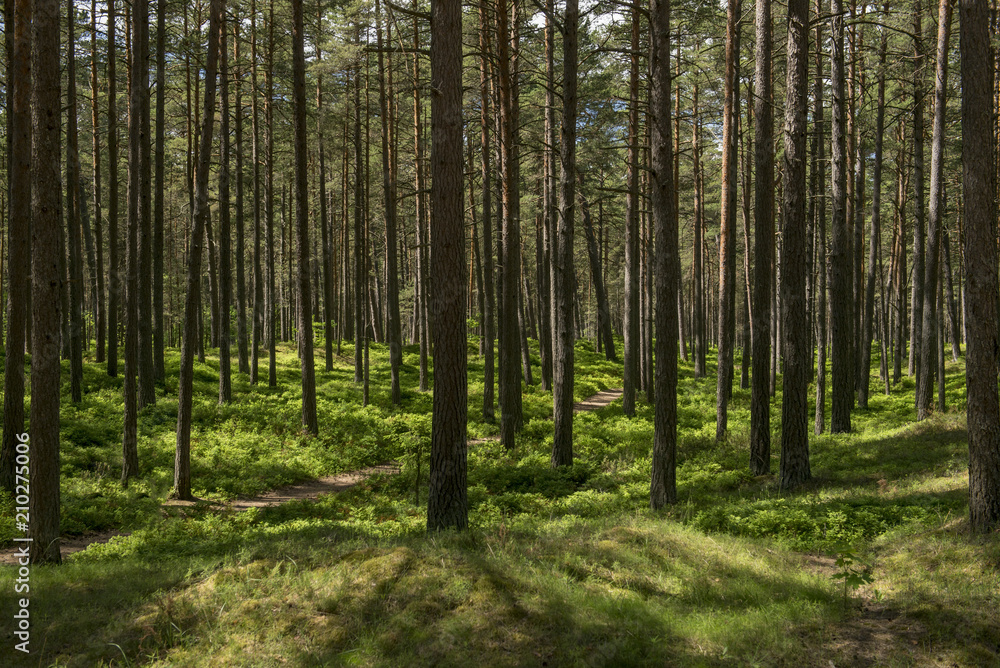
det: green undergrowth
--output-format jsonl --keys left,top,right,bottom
{"left": 0, "top": 338, "right": 997, "bottom": 667}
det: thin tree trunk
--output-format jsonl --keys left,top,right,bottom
{"left": 137, "top": 0, "right": 154, "bottom": 409}
{"left": 830, "top": 0, "right": 853, "bottom": 433}
{"left": 859, "top": 8, "right": 888, "bottom": 410}
{"left": 622, "top": 1, "right": 640, "bottom": 415}
{"left": 480, "top": 0, "right": 496, "bottom": 419}
{"left": 250, "top": 0, "right": 263, "bottom": 383}
{"left": 580, "top": 184, "right": 616, "bottom": 361}
{"left": 91, "top": 0, "right": 106, "bottom": 365}
{"left": 154, "top": 0, "right": 167, "bottom": 383}
{"left": 910, "top": 0, "right": 926, "bottom": 381}
{"left": 813, "top": 0, "right": 827, "bottom": 435}
{"left": 292, "top": 0, "right": 317, "bottom": 433}
{"left": 376, "top": 0, "right": 402, "bottom": 403}
{"left": 176, "top": 0, "right": 222, "bottom": 500}
{"left": 67, "top": 0, "right": 84, "bottom": 404}
{"left": 552, "top": 0, "right": 577, "bottom": 467}
{"left": 917, "top": 0, "right": 951, "bottom": 420}
{"left": 266, "top": 0, "right": 277, "bottom": 387}
{"left": 751, "top": 0, "right": 774, "bottom": 473}
{"left": 234, "top": 18, "right": 249, "bottom": 376}
{"left": 499, "top": 0, "right": 522, "bottom": 448}
{"left": 218, "top": 10, "right": 232, "bottom": 404}
{"left": 716, "top": 0, "right": 741, "bottom": 440}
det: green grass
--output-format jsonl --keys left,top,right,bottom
{"left": 0, "top": 337, "right": 997, "bottom": 667}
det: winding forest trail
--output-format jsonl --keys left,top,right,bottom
{"left": 0, "top": 387, "right": 624, "bottom": 565}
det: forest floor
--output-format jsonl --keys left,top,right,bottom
{"left": 0, "top": 340, "right": 998, "bottom": 667}
{"left": 0, "top": 388, "right": 623, "bottom": 564}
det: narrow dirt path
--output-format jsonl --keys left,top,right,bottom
{"left": 0, "top": 388, "right": 623, "bottom": 564}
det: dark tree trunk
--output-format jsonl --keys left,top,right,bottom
{"left": 250, "top": 0, "right": 262, "bottom": 384}
{"left": 813, "top": 0, "right": 827, "bottom": 435}
{"left": 917, "top": 0, "right": 951, "bottom": 420}
{"left": 219, "top": 14, "right": 232, "bottom": 404}
{"left": 650, "top": 0, "right": 678, "bottom": 509}
{"left": 234, "top": 18, "right": 249, "bottom": 376}
{"left": 427, "top": 0, "right": 467, "bottom": 530}
{"left": 266, "top": 0, "right": 277, "bottom": 387}
{"left": 1, "top": 0, "right": 30, "bottom": 492}
{"left": 779, "top": 0, "right": 811, "bottom": 489}
{"left": 942, "top": 224, "right": 961, "bottom": 360}
{"left": 910, "top": 0, "right": 926, "bottom": 381}
{"left": 750, "top": 0, "right": 773, "bottom": 473}
{"left": 622, "top": 1, "right": 640, "bottom": 416}
{"left": 859, "top": 9, "right": 888, "bottom": 410}
{"left": 580, "top": 186, "right": 615, "bottom": 361}
{"left": 29, "top": 0, "right": 63, "bottom": 564}
{"left": 376, "top": 0, "right": 402, "bottom": 404}
{"left": 91, "top": 0, "right": 106, "bottom": 365}
{"left": 154, "top": 0, "right": 167, "bottom": 383}
{"left": 830, "top": 0, "right": 853, "bottom": 433}
{"left": 480, "top": 0, "right": 496, "bottom": 420}
{"left": 692, "top": 80, "right": 705, "bottom": 380}
{"left": 175, "top": 0, "right": 222, "bottom": 500}
{"left": 716, "top": 0, "right": 741, "bottom": 440}
{"left": 291, "top": 0, "right": 317, "bottom": 433}
{"left": 67, "top": 0, "right": 83, "bottom": 404}
{"left": 498, "top": 0, "right": 522, "bottom": 449}
{"left": 961, "top": 0, "right": 1000, "bottom": 534}
{"left": 136, "top": 0, "right": 154, "bottom": 410}
{"left": 552, "top": 0, "right": 577, "bottom": 467}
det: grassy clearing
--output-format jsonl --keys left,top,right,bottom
{"left": 0, "top": 338, "right": 998, "bottom": 666}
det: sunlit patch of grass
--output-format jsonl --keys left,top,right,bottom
{"left": 0, "top": 336, "right": 997, "bottom": 667}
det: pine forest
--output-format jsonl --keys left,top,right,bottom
{"left": 1, "top": 0, "right": 999, "bottom": 664}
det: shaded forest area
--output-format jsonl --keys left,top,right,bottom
{"left": 1, "top": 0, "right": 1000, "bottom": 664}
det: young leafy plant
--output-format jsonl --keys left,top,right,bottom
{"left": 830, "top": 546, "right": 874, "bottom": 611}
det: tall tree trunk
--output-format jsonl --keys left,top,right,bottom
{"left": 552, "top": 0, "right": 577, "bottom": 467}
{"left": 426, "top": 0, "right": 467, "bottom": 531}
{"left": 650, "top": 0, "right": 677, "bottom": 509}
{"left": 910, "top": 0, "right": 926, "bottom": 381}
{"left": 750, "top": 0, "right": 774, "bottom": 473}
{"left": 29, "top": 0, "right": 63, "bottom": 564}
{"left": 859, "top": 7, "right": 888, "bottom": 410}
{"left": 107, "top": 0, "right": 119, "bottom": 378}
{"left": 692, "top": 80, "right": 705, "bottom": 380}
{"left": 961, "top": 0, "right": 1000, "bottom": 534}
{"left": 316, "top": 4, "right": 333, "bottom": 373}
{"left": 153, "top": 0, "right": 166, "bottom": 383}
{"left": 1, "top": 0, "right": 31, "bottom": 492}
{"left": 917, "top": 0, "right": 951, "bottom": 420}
{"left": 830, "top": 0, "right": 853, "bottom": 433}
{"left": 266, "top": 0, "right": 277, "bottom": 387}
{"left": 218, "top": 9, "right": 232, "bottom": 404}
{"left": 499, "top": 0, "right": 522, "bottom": 449}
{"left": 942, "top": 223, "right": 961, "bottom": 360}
{"left": 539, "top": 0, "right": 556, "bottom": 394}
{"left": 250, "top": 0, "right": 263, "bottom": 384}
{"left": 67, "top": 0, "right": 84, "bottom": 404}
{"left": 354, "top": 33, "right": 365, "bottom": 384}
{"left": 234, "top": 18, "right": 249, "bottom": 376}
{"left": 779, "top": 0, "right": 810, "bottom": 489}
{"left": 480, "top": 0, "right": 496, "bottom": 420}
{"left": 622, "top": 1, "right": 641, "bottom": 415}
{"left": 813, "top": 0, "right": 827, "bottom": 435}
{"left": 175, "top": 0, "right": 222, "bottom": 500}
{"left": 376, "top": 0, "right": 402, "bottom": 404}
{"left": 136, "top": 0, "right": 154, "bottom": 409}
{"left": 291, "top": 0, "right": 317, "bottom": 433}
{"left": 91, "top": 0, "right": 106, "bottom": 365}
{"left": 716, "top": 0, "right": 741, "bottom": 440}
{"left": 580, "top": 186, "right": 615, "bottom": 361}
